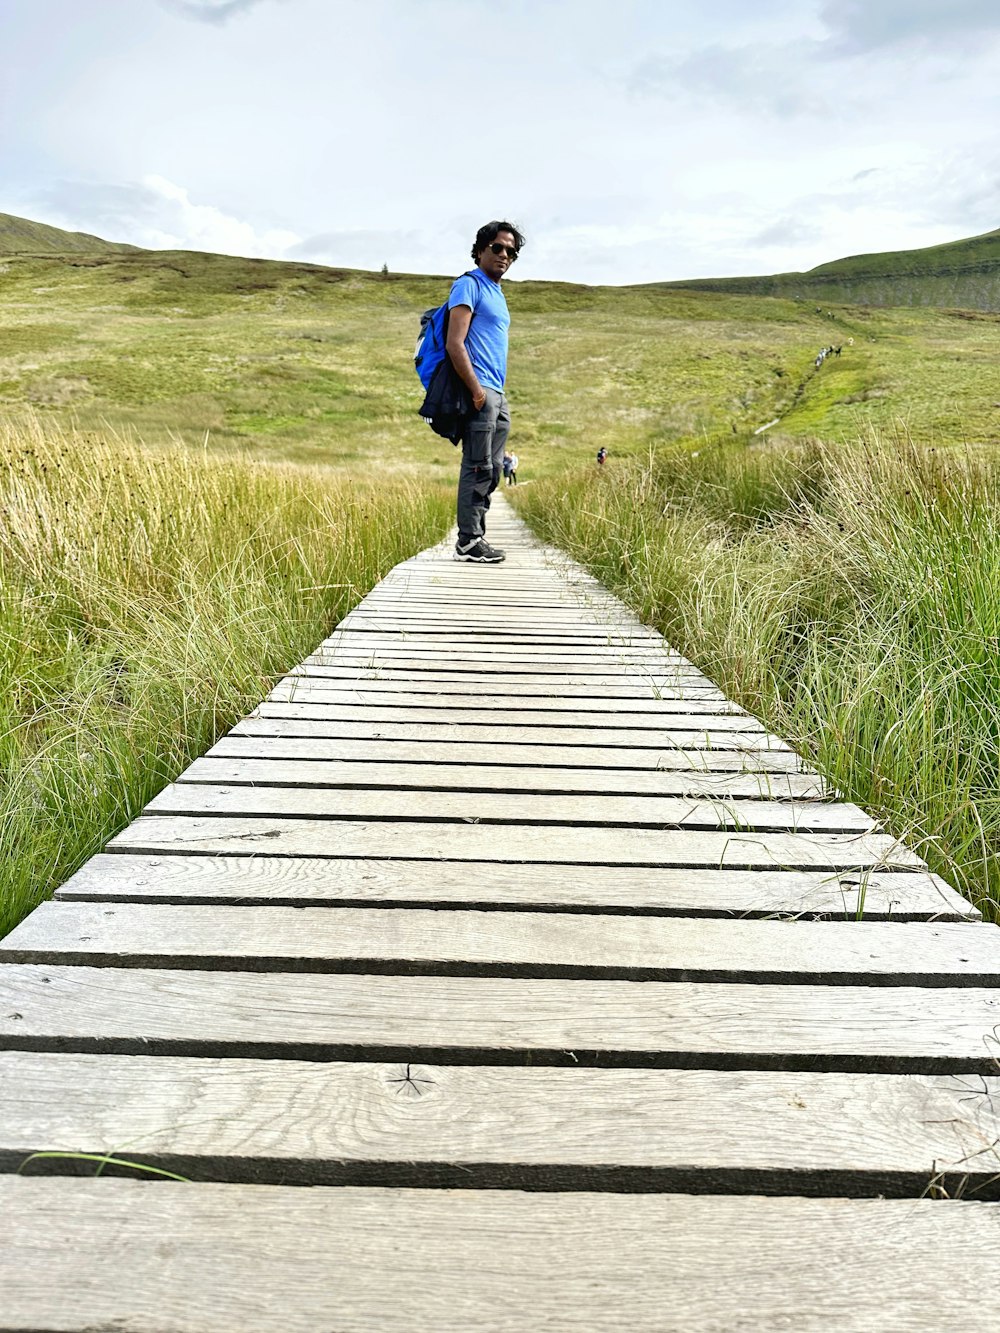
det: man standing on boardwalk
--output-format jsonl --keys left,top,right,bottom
{"left": 447, "top": 220, "right": 525, "bottom": 563}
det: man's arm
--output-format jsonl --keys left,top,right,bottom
{"left": 446, "top": 304, "right": 487, "bottom": 411}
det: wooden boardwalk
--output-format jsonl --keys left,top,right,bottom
{"left": 3, "top": 494, "right": 1000, "bottom": 1330}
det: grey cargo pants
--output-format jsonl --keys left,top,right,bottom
{"left": 457, "top": 387, "right": 510, "bottom": 544}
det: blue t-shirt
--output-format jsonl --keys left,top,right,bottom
{"left": 447, "top": 268, "right": 510, "bottom": 392}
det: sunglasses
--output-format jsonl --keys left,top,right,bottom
{"left": 489, "top": 242, "right": 519, "bottom": 260}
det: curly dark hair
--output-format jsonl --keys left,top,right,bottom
{"left": 471, "top": 220, "right": 526, "bottom": 263}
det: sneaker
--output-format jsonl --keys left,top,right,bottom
{"left": 454, "top": 537, "right": 506, "bottom": 563}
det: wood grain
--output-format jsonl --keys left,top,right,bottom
{"left": 3, "top": 965, "right": 998, "bottom": 1070}
{"left": 55, "top": 852, "right": 970, "bottom": 920}
{"left": 248, "top": 710, "right": 786, "bottom": 750}
{"left": 268, "top": 682, "right": 743, "bottom": 715}
{"left": 183, "top": 754, "right": 830, "bottom": 799}
{"left": 5, "top": 903, "right": 995, "bottom": 984}
{"left": 287, "top": 668, "right": 728, "bottom": 696}
{"left": 106, "top": 813, "right": 920, "bottom": 871}
{"left": 144, "top": 779, "right": 873, "bottom": 833}
{"left": 3, "top": 1052, "right": 999, "bottom": 1192}
{"left": 3, "top": 1180, "right": 995, "bottom": 1332}
{"left": 221, "top": 726, "right": 808, "bottom": 771}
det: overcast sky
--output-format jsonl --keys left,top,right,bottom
{"left": 2, "top": 0, "right": 999, "bottom": 284}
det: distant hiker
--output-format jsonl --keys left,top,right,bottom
{"left": 507, "top": 450, "right": 518, "bottom": 485}
{"left": 596, "top": 447, "right": 608, "bottom": 465}
{"left": 448, "top": 220, "right": 525, "bottom": 564}
{"left": 502, "top": 450, "right": 513, "bottom": 483}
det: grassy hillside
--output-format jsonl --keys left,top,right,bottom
{"left": 0, "top": 210, "right": 137, "bottom": 255}
{"left": 663, "top": 227, "right": 1000, "bottom": 311}
{"left": 1, "top": 246, "right": 999, "bottom": 479}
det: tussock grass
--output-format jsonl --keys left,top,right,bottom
{"left": 513, "top": 429, "right": 1000, "bottom": 918}
{"left": 0, "top": 411, "right": 451, "bottom": 936}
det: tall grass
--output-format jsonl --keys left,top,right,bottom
{"left": 0, "top": 411, "right": 452, "bottom": 936}
{"left": 513, "top": 429, "right": 1000, "bottom": 919}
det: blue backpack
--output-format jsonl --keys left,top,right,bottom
{"left": 414, "top": 302, "right": 449, "bottom": 390}
{"left": 413, "top": 270, "right": 479, "bottom": 389}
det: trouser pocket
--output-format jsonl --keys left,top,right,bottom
{"left": 467, "top": 422, "right": 492, "bottom": 467}
{"left": 464, "top": 390, "right": 500, "bottom": 467}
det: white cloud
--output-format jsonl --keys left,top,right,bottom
{"left": 140, "top": 175, "right": 300, "bottom": 255}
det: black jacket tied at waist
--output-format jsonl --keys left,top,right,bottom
{"left": 418, "top": 356, "right": 473, "bottom": 445}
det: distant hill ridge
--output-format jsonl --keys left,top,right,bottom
{"left": 659, "top": 227, "right": 1000, "bottom": 311}
{"left": 0, "top": 211, "right": 138, "bottom": 255}
{"left": 3, "top": 209, "right": 1000, "bottom": 310}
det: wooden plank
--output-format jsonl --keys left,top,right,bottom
{"left": 145, "top": 779, "right": 874, "bottom": 833}
{"left": 185, "top": 754, "right": 830, "bottom": 799}
{"left": 319, "top": 630, "right": 683, "bottom": 649}
{"left": 8, "top": 903, "right": 996, "bottom": 983}
{"left": 268, "top": 683, "right": 743, "bottom": 715}
{"left": 3, "top": 965, "right": 996, "bottom": 1069}
{"left": 254, "top": 700, "right": 763, "bottom": 732}
{"left": 289, "top": 668, "right": 728, "bottom": 696}
{"left": 304, "top": 657, "right": 710, "bottom": 681}
{"left": 106, "top": 814, "right": 919, "bottom": 871}
{"left": 327, "top": 620, "right": 664, "bottom": 636}
{"left": 56, "top": 853, "right": 969, "bottom": 920}
{"left": 306, "top": 649, "right": 693, "bottom": 670}
{"left": 2, "top": 1053, "right": 999, "bottom": 1194}
{"left": 345, "top": 605, "right": 648, "bottom": 622}
{"left": 252, "top": 707, "right": 781, "bottom": 747}
{"left": 224, "top": 725, "right": 808, "bottom": 770}
{"left": 356, "top": 600, "right": 638, "bottom": 617}
{"left": 322, "top": 635, "right": 677, "bottom": 652}
{"left": 340, "top": 617, "right": 665, "bottom": 637}
{"left": 2, "top": 1181, "right": 995, "bottom": 1333}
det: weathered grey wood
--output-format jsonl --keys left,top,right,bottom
{"left": 184, "top": 754, "right": 829, "bottom": 800}
{"left": 344, "top": 605, "right": 650, "bottom": 623}
{"left": 308, "top": 643, "right": 688, "bottom": 661}
{"left": 56, "top": 853, "right": 970, "bottom": 920}
{"left": 290, "top": 667, "right": 729, "bottom": 697}
{"left": 356, "top": 602, "right": 642, "bottom": 620}
{"left": 327, "top": 621, "right": 663, "bottom": 639}
{"left": 146, "top": 780, "right": 872, "bottom": 834}
{"left": 224, "top": 725, "right": 807, "bottom": 770}
{"left": 305, "top": 656, "right": 709, "bottom": 681}
{"left": 8, "top": 902, "right": 996, "bottom": 984}
{"left": 251, "top": 708, "right": 784, "bottom": 750}
{"left": 3, "top": 1180, "right": 996, "bottom": 1333}
{"left": 340, "top": 618, "right": 665, "bottom": 639}
{"left": 322, "top": 636, "right": 681, "bottom": 655}
{"left": 107, "top": 814, "right": 920, "bottom": 871}
{"left": 269, "top": 682, "right": 743, "bottom": 715}
{"left": 331, "top": 636, "right": 672, "bottom": 654}
{"left": 255, "top": 699, "right": 765, "bottom": 733}
{"left": 3, "top": 1053, "right": 999, "bottom": 1193}
{"left": 3, "top": 966, "right": 997, "bottom": 1069}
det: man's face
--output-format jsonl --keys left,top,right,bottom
{"left": 478, "top": 230, "right": 518, "bottom": 281}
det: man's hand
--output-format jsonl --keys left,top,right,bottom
{"left": 472, "top": 386, "right": 487, "bottom": 411}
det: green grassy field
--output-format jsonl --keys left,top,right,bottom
{"left": 2, "top": 246, "right": 998, "bottom": 485}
